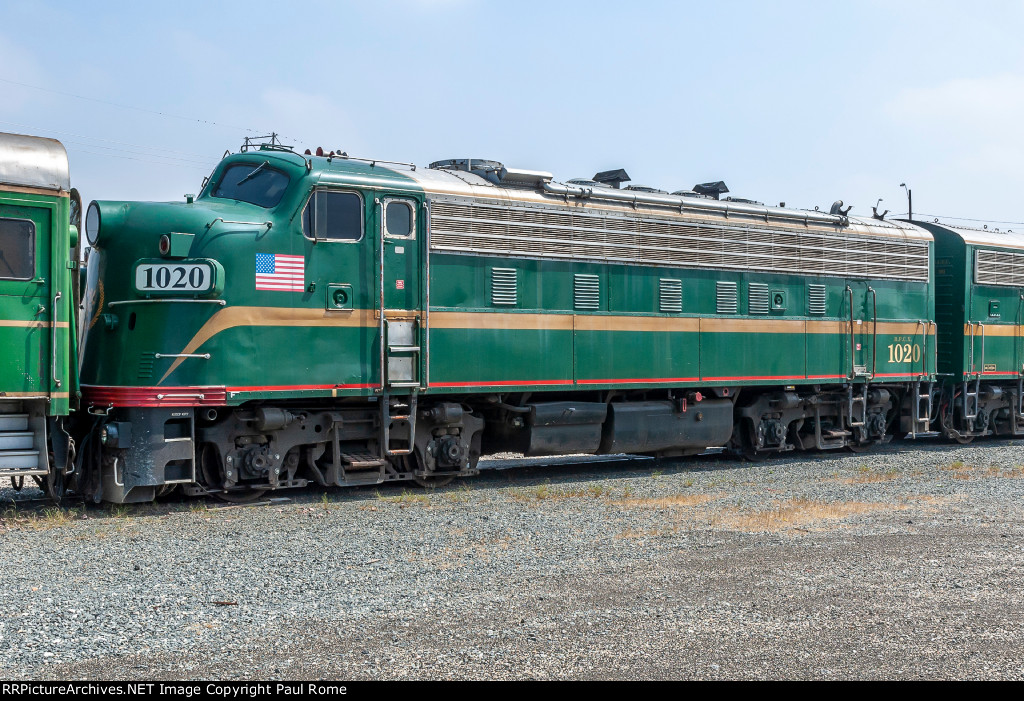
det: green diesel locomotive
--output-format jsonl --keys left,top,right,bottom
{"left": 918, "top": 221, "right": 1024, "bottom": 442}
{"left": 7, "top": 131, "right": 1021, "bottom": 505}
{"left": 77, "top": 141, "right": 941, "bottom": 503}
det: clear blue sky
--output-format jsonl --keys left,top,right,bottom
{"left": 3, "top": 0, "right": 1024, "bottom": 224}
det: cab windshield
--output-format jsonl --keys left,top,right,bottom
{"left": 211, "top": 162, "right": 289, "bottom": 208}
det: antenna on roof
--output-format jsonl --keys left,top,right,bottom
{"left": 240, "top": 132, "right": 293, "bottom": 153}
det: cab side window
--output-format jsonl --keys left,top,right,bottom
{"left": 384, "top": 200, "right": 415, "bottom": 239}
{"left": 302, "top": 190, "right": 363, "bottom": 241}
{"left": 0, "top": 218, "right": 35, "bottom": 280}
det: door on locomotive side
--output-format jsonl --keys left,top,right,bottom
{"left": 377, "top": 195, "right": 423, "bottom": 391}
{"left": 1016, "top": 290, "right": 1024, "bottom": 375}
{"left": 301, "top": 186, "right": 376, "bottom": 388}
{"left": 846, "top": 280, "right": 876, "bottom": 378}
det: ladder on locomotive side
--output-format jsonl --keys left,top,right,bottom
{"left": 910, "top": 320, "right": 938, "bottom": 439}
{"left": 964, "top": 321, "right": 985, "bottom": 422}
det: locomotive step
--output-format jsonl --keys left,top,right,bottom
{"left": 0, "top": 414, "right": 29, "bottom": 432}
{"left": 339, "top": 452, "right": 386, "bottom": 469}
{"left": 821, "top": 429, "right": 852, "bottom": 438}
{"left": 0, "top": 432, "right": 34, "bottom": 451}
{"left": 0, "top": 450, "right": 43, "bottom": 473}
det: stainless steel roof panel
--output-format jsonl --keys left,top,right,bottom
{"left": 0, "top": 132, "right": 70, "bottom": 191}
{"left": 919, "top": 220, "right": 1024, "bottom": 250}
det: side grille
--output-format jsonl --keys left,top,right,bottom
{"left": 139, "top": 352, "right": 155, "bottom": 380}
{"left": 490, "top": 267, "right": 518, "bottom": 306}
{"left": 807, "top": 284, "right": 827, "bottom": 315}
{"left": 429, "top": 199, "right": 930, "bottom": 282}
{"left": 975, "top": 249, "right": 1024, "bottom": 287}
{"left": 659, "top": 278, "right": 682, "bottom": 313}
{"left": 574, "top": 274, "right": 600, "bottom": 310}
{"left": 716, "top": 281, "right": 738, "bottom": 314}
{"left": 748, "top": 283, "right": 769, "bottom": 315}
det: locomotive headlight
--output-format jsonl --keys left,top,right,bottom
{"left": 85, "top": 201, "right": 101, "bottom": 246}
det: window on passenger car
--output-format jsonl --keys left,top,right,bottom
{"left": 211, "top": 162, "right": 290, "bottom": 208}
{"left": 302, "top": 191, "right": 363, "bottom": 241}
{"left": 0, "top": 218, "right": 35, "bottom": 280}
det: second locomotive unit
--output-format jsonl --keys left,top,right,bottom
{"left": 77, "top": 140, "right": 943, "bottom": 503}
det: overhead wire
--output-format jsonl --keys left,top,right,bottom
{"left": 0, "top": 119, "right": 216, "bottom": 161}
{"left": 0, "top": 77, "right": 309, "bottom": 152}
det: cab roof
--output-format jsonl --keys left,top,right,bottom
{"left": 0, "top": 131, "right": 70, "bottom": 191}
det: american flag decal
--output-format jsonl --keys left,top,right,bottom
{"left": 255, "top": 253, "right": 305, "bottom": 291}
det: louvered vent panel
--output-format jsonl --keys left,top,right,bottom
{"left": 574, "top": 274, "right": 600, "bottom": 310}
{"left": 808, "top": 284, "right": 827, "bottom": 315}
{"left": 748, "top": 283, "right": 769, "bottom": 315}
{"left": 490, "top": 267, "right": 518, "bottom": 306}
{"left": 429, "top": 200, "right": 930, "bottom": 281}
{"left": 976, "top": 249, "right": 1024, "bottom": 287}
{"left": 716, "top": 281, "right": 738, "bottom": 314}
{"left": 659, "top": 278, "right": 682, "bottom": 313}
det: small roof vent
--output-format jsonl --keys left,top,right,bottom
{"left": 592, "top": 168, "right": 631, "bottom": 189}
{"left": 693, "top": 181, "right": 730, "bottom": 200}
{"left": 624, "top": 185, "right": 668, "bottom": 194}
{"left": 430, "top": 158, "right": 505, "bottom": 184}
{"left": 567, "top": 178, "right": 612, "bottom": 188}
{"left": 429, "top": 158, "right": 551, "bottom": 187}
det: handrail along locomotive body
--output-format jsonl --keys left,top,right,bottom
{"left": 76, "top": 142, "right": 943, "bottom": 503}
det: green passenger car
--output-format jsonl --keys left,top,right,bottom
{"left": 78, "top": 144, "right": 937, "bottom": 503}
{"left": 0, "top": 132, "right": 79, "bottom": 497}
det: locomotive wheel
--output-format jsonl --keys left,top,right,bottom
{"left": 938, "top": 404, "right": 975, "bottom": 445}
{"left": 413, "top": 474, "right": 456, "bottom": 488}
{"left": 403, "top": 455, "right": 457, "bottom": 489}
{"left": 200, "top": 443, "right": 267, "bottom": 504}
{"left": 46, "top": 463, "right": 65, "bottom": 503}
{"left": 742, "top": 445, "right": 771, "bottom": 462}
{"left": 846, "top": 441, "right": 874, "bottom": 454}
{"left": 740, "top": 423, "right": 771, "bottom": 462}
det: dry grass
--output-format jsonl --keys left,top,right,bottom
{"left": 710, "top": 498, "right": 902, "bottom": 533}
{"left": 984, "top": 465, "right": 1024, "bottom": 479}
{"left": 940, "top": 460, "right": 974, "bottom": 480}
{"left": 440, "top": 485, "right": 473, "bottom": 503}
{"left": 843, "top": 465, "right": 901, "bottom": 484}
{"left": 0, "top": 505, "right": 85, "bottom": 531}
{"left": 936, "top": 461, "right": 1024, "bottom": 481}
{"left": 378, "top": 490, "right": 432, "bottom": 507}
{"left": 509, "top": 482, "right": 614, "bottom": 502}
{"left": 613, "top": 493, "right": 721, "bottom": 509}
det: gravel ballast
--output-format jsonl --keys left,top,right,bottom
{"left": 1, "top": 439, "right": 1023, "bottom": 680}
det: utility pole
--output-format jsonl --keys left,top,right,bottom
{"left": 900, "top": 183, "right": 913, "bottom": 220}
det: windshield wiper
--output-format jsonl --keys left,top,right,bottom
{"left": 236, "top": 161, "right": 269, "bottom": 187}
